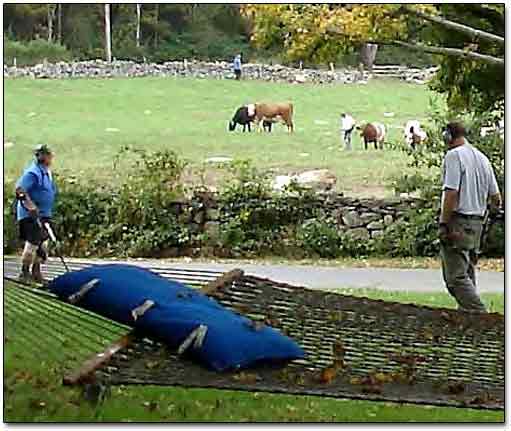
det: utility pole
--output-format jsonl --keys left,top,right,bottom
{"left": 104, "top": 4, "right": 112, "bottom": 62}
{"left": 136, "top": 4, "right": 141, "bottom": 47}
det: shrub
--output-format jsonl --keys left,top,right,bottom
{"left": 375, "top": 206, "right": 439, "bottom": 257}
{"left": 296, "top": 217, "right": 341, "bottom": 258}
{"left": 4, "top": 38, "right": 72, "bottom": 66}
{"left": 91, "top": 147, "right": 191, "bottom": 257}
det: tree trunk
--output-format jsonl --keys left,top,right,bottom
{"left": 360, "top": 43, "right": 378, "bottom": 72}
{"left": 57, "top": 3, "right": 62, "bottom": 44}
{"left": 104, "top": 4, "right": 112, "bottom": 62}
{"left": 154, "top": 4, "right": 159, "bottom": 49}
{"left": 136, "top": 4, "right": 141, "bottom": 47}
{"left": 47, "top": 4, "right": 55, "bottom": 42}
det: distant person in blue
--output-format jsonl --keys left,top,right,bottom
{"left": 233, "top": 53, "right": 242, "bottom": 80}
{"left": 15, "top": 144, "right": 57, "bottom": 283}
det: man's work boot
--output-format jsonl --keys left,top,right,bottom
{"left": 31, "top": 263, "right": 46, "bottom": 285}
{"left": 18, "top": 264, "right": 31, "bottom": 283}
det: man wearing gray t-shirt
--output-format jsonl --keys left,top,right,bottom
{"left": 439, "top": 122, "right": 501, "bottom": 312}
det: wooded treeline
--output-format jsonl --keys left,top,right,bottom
{"left": 4, "top": 3, "right": 504, "bottom": 113}
{"left": 4, "top": 3, "right": 433, "bottom": 66}
{"left": 4, "top": 4, "right": 251, "bottom": 62}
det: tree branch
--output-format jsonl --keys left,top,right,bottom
{"left": 463, "top": 4, "right": 505, "bottom": 30}
{"left": 404, "top": 7, "right": 504, "bottom": 46}
{"left": 391, "top": 41, "right": 504, "bottom": 66}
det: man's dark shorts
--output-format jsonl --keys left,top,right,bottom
{"left": 19, "top": 217, "right": 51, "bottom": 245}
{"left": 234, "top": 69, "right": 241, "bottom": 80}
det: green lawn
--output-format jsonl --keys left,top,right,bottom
{"left": 4, "top": 282, "right": 503, "bottom": 423}
{"left": 4, "top": 77, "right": 436, "bottom": 197}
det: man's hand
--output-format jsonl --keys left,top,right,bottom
{"left": 489, "top": 192, "right": 502, "bottom": 213}
{"left": 29, "top": 206, "right": 39, "bottom": 218}
{"left": 438, "top": 223, "right": 449, "bottom": 243}
{"left": 438, "top": 222, "right": 462, "bottom": 243}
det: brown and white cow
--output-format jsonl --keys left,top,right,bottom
{"left": 358, "top": 122, "right": 386, "bottom": 150}
{"left": 254, "top": 102, "right": 294, "bottom": 133}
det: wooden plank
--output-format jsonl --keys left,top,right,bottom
{"left": 200, "top": 269, "right": 244, "bottom": 296}
{"left": 63, "top": 331, "right": 136, "bottom": 386}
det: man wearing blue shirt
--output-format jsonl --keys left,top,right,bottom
{"left": 233, "top": 54, "right": 242, "bottom": 80}
{"left": 15, "top": 144, "right": 57, "bottom": 283}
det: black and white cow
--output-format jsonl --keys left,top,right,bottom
{"left": 228, "top": 105, "right": 273, "bottom": 133}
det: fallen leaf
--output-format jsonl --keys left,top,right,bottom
{"left": 142, "top": 401, "right": 159, "bottom": 412}
{"left": 145, "top": 360, "right": 160, "bottom": 370}
{"left": 350, "top": 376, "right": 361, "bottom": 385}
{"left": 319, "top": 367, "right": 337, "bottom": 384}
{"left": 29, "top": 399, "right": 46, "bottom": 410}
{"left": 233, "top": 372, "right": 260, "bottom": 384}
{"left": 445, "top": 381, "right": 465, "bottom": 395}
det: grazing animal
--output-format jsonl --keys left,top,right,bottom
{"left": 404, "top": 120, "right": 427, "bottom": 150}
{"left": 359, "top": 122, "right": 386, "bottom": 150}
{"left": 254, "top": 103, "right": 294, "bottom": 132}
{"left": 228, "top": 106, "right": 255, "bottom": 132}
{"left": 228, "top": 105, "right": 275, "bottom": 133}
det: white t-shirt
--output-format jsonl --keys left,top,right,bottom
{"left": 340, "top": 115, "right": 355, "bottom": 131}
{"left": 441, "top": 141, "right": 500, "bottom": 216}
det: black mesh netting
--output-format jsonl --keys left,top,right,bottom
{"left": 4, "top": 257, "right": 504, "bottom": 410}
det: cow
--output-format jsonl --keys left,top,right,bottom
{"left": 404, "top": 120, "right": 427, "bottom": 150}
{"left": 228, "top": 105, "right": 274, "bottom": 133}
{"left": 358, "top": 122, "right": 386, "bottom": 150}
{"left": 228, "top": 106, "right": 254, "bottom": 132}
{"left": 254, "top": 102, "right": 294, "bottom": 133}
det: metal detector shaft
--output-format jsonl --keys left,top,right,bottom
{"left": 38, "top": 219, "right": 70, "bottom": 272}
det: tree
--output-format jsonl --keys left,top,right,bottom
{"left": 57, "top": 3, "right": 62, "bottom": 43}
{"left": 244, "top": 4, "right": 503, "bottom": 112}
{"left": 360, "top": 43, "right": 378, "bottom": 71}
{"left": 47, "top": 4, "right": 56, "bottom": 42}
{"left": 411, "top": 4, "right": 504, "bottom": 114}
{"left": 242, "top": 4, "right": 431, "bottom": 64}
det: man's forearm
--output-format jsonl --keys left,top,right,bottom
{"left": 440, "top": 190, "right": 459, "bottom": 224}
{"left": 15, "top": 186, "right": 38, "bottom": 214}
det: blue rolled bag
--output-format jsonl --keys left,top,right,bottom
{"left": 47, "top": 264, "right": 305, "bottom": 371}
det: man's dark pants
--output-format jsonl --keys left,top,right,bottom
{"left": 440, "top": 214, "right": 486, "bottom": 312}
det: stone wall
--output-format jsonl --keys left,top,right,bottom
{"left": 176, "top": 193, "right": 424, "bottom": 248}
{"left": 3, "top": 59, "right": 438, "bottom": 84}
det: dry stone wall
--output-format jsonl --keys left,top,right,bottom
{"left": 174, "top": 193, "right": 424, "bottom": 248}
{"left": 3, "top": 59, "right": 438, "bottom": 84}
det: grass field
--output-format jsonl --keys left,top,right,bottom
{"left": 4, "top": 77, "right": 437, "bottom": 197}
{"left": 4, "top": 281, "right": 503, "bottom": 423}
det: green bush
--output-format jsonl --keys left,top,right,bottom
{"left": 151, "top": 30, "right": 251, "bottom": 62}
{"left": 296, "top": 217, "right": 341, "bottom": 258}
{"left": 3, "top": 182, "right": 19, "bottom": 255}
{"left": 3, "top": 153, "right": 502, "bottom": 260}
{"left": 4, "top": 38, "right": 72, "bottom": 66}
{"left": 375, "top": 207, "right": 439, "bottom": 257}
